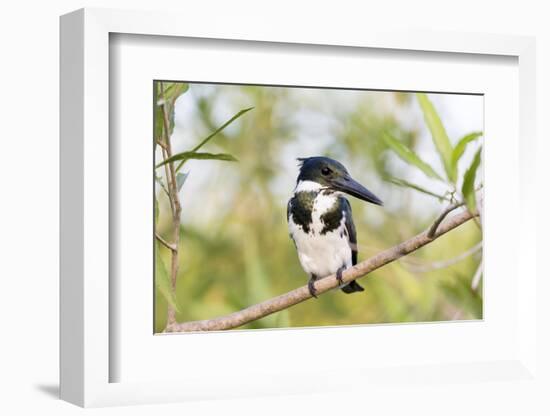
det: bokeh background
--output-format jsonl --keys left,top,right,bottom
{"left": 154, "top": 83, "right": 483, "bottom": 332}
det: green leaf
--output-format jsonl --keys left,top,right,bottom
{"left": 416, "top": 93, "right": 454, "bottom": 181}
{"left": 155, "top": 241, "right": 179, "bottom": 312}
{"left": 154, "top": 172, "right": 169, "bottom": 196}
{"left": 162, "top": 82, "right": 189, "bottom": 103}
{"left": 165, "top": 84, "right": 188, "bottom": 137}
{"left": 175, "top": 107, "right": 254, "bottom": 172}
{"left": 451, "top": 132, "right": 482, "bottom": 182}
{"left": 192, "top": 107, "right": 253, "bottom": 152}
{"left": 154, "top": 83, "right": 164, "bottom": 142}
{"left": 461, "top": 147, "right": 482, "bottom": 212}
{"left": 388, "top": 177, "right": 449, "bottom": 201}
{"left": 176, "top": 172, "right": 189, "bottom": 191}
{"left": 154, "top": 82, "right": 189, "bottom": 144}
{"left": 383, "top": 133, "right": 443, "bottom": 180}
{"left": 157, "top": 151, "right": 238, "bottom": 169}
{"left": 155, "top": 195, "right": 159, "bottom": 226}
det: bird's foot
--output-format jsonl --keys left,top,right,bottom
{"left": 308, "top": 276, "right": 318, "bottom": 298}
{"left": 336, "top": 266, "right": 346, "bottom": 286}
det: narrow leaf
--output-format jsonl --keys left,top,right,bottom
{"left": 162, "top": 82, "right": 189, "bottom": 103}
{"left": 451, "top": 131, "right": 482, "bottom": 182}
{"left": 154, "top": 172, "right": 169, "bottom": 196}
{"left": 176, "top": 172, "right": 189, "bottom": 191}
{"left": 166, "top": 83, "right": 188, "bottom": 137}
{"left": 154, "top": 82, "right": 189, "bottom": 143}
{"left": 175, "top": 107, "right": 253, "bottom": 172}
{"left": 154, "top": 83, "right": 164, "bottom": 142}
{"left": 388, "top": 177, "right": 448, "bottom": 201}
{"left": 157, "top": 151, "right": 238, "bottom": 169}
{"left": 461, "top": 147, "right": 482, "bottom": 211}
{"left": 383, "top": 133, "right": 443, "bottom": 180}
{"left": 416, "top": 93, "right": 454, "bottom": 181}
{"left": 155, "top": 195, "right": 159, "bottom": 226}
{"left": 155, "top": 241, "right": 179, "bottom": 312}
{"left": 192, "top": 107, "right": 254, "bottom": 153}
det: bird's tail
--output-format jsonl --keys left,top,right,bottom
{"left": 340, "top": 280, "right": 364, "bottom": 294}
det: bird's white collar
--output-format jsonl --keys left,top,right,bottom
{"left": 294, "top": 180, "right": 324, "bottom": 193}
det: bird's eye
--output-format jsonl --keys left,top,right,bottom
{"left": 321, "top": 167, "right": 332, "bottom": 176}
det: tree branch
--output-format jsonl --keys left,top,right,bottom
{"left": 155, "top": 233, "right": 177, "bottom": 251}
{"left": 163, "top": 207, "right": 478, "bottom": 333}
{"left": 427, "top": 202, "right": 464, "bottom": 238}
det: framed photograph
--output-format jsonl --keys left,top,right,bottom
{"left": 152, "top": 81, "right": 484, "bottom": 334}
{"left": 60, "top": 8, "right": 537, "bottom": 407}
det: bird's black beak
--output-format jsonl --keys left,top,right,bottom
{"left": 332, "top": 175, "right": 383, "bottom": 206}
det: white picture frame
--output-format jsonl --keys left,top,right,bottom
{"left": 60, "top": 8, "right": 538, "bottom": 408}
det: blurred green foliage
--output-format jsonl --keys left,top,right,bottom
{"left": 154, "top": 83, "right": 483, "bottom": 332}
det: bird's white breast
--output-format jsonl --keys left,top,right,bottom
{"left": 288, "top": 191, "right": 352, "bottom": 278}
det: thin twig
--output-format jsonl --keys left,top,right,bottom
{"left": 471, "top": 259, "right": 483, "bottom": 290}
{"left": 163, "top": 207, "right": 478, "bottom": 333}
{"left": 160, "top": 145, "right": 175, "bottom": 214}
{"left": 427, "top": 202, "right": 465, "bottom": 238}
{"left": 405, "top": 241, "right": 482, "bottom": 273}
{"left": 156, "top": 139, "right": 167, "bottom": 150}
{"left": 156, "top": 233, "right": 177, "bottom": 251}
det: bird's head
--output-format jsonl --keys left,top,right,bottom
{"left": 296, "top": 156, "right": 383, "bottom": 206}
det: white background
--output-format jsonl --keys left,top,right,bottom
{"left": 0, "top": 1, "right": 548, "bottom": 415}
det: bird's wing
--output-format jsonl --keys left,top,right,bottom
{"left": 286, "top": 198, "right": 296, "bottom": 244}
{"left": 286, "top": 198, "right": 292, "bottom": 222}
{"left": 342, "top": 198, "right": 358, "bottom": 265}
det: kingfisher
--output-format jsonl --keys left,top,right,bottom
{"left": 287, "top": 156, "right": 383, "bottom": 297}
